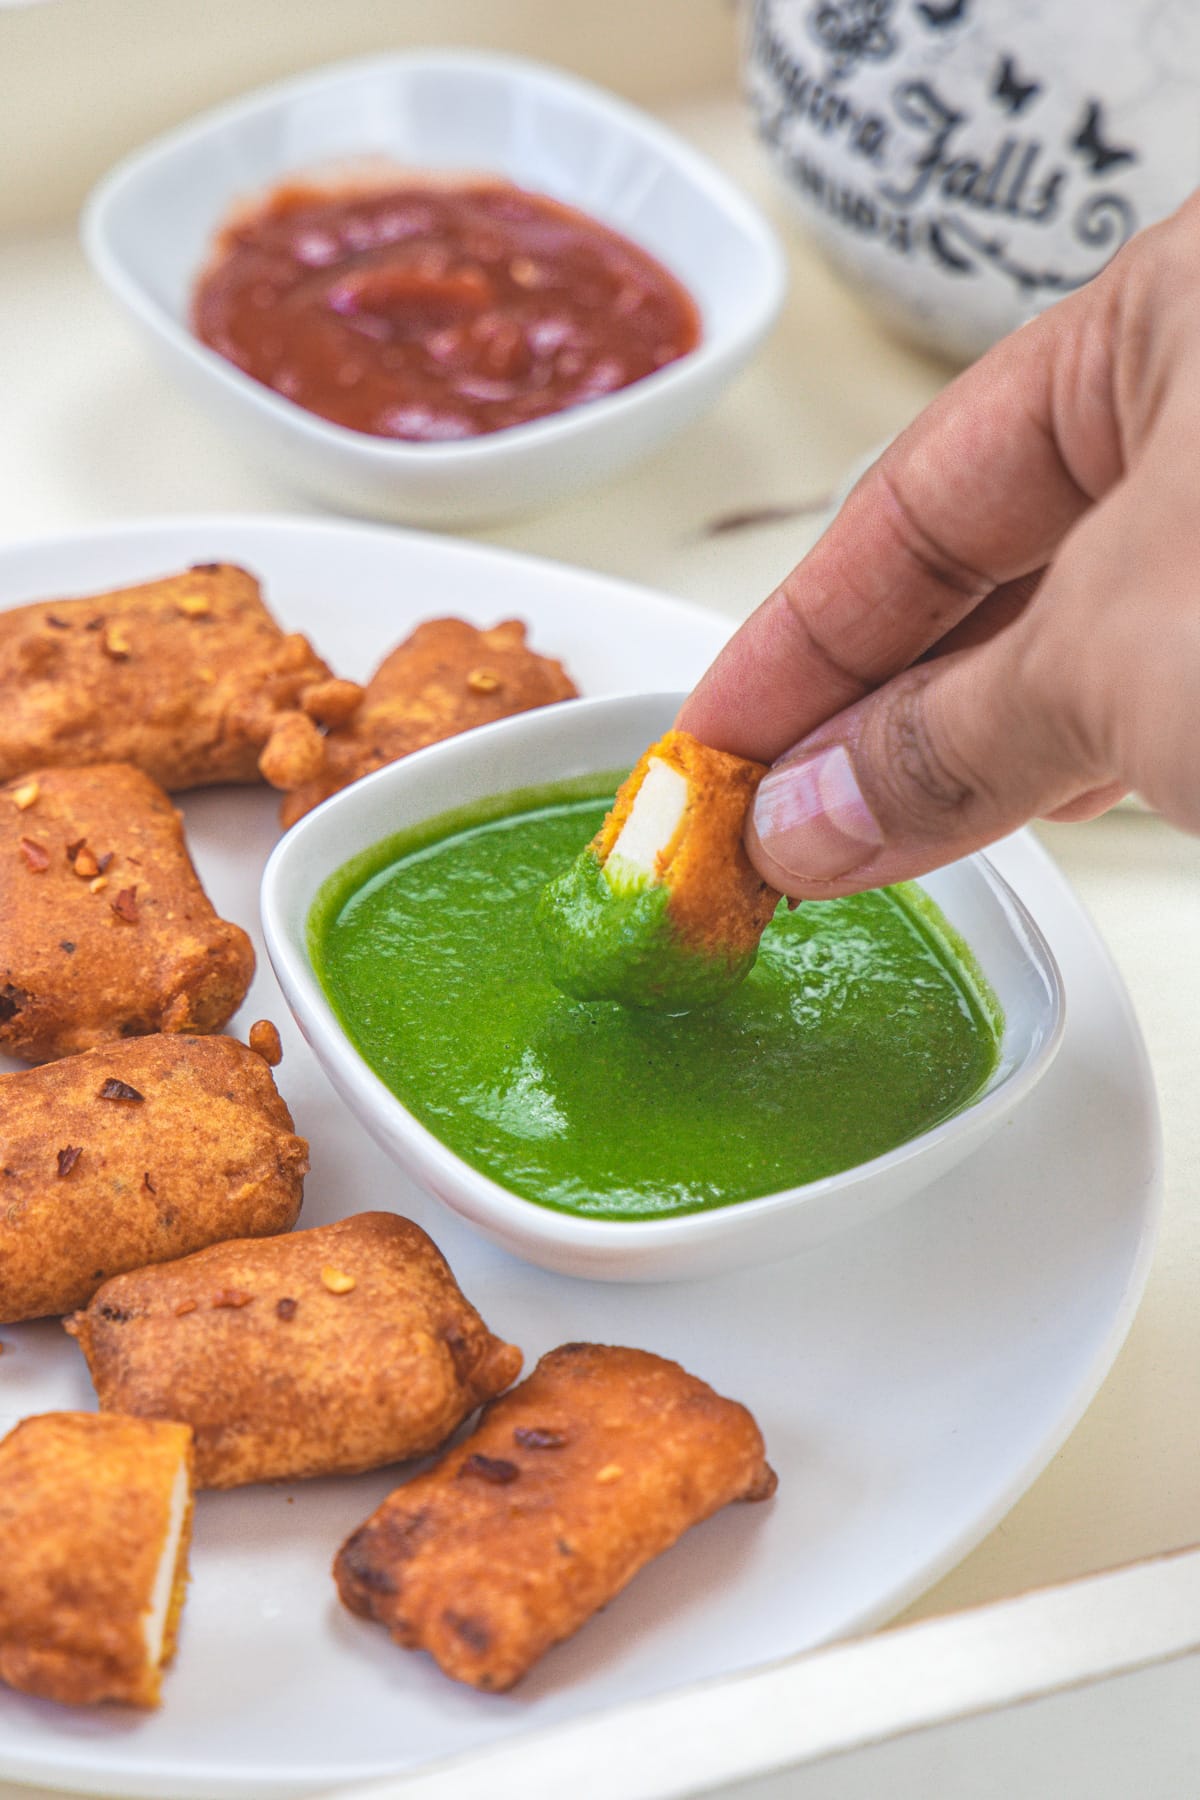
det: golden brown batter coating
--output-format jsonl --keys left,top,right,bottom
{"left": 247, "top": 1017, "right": 283, "bottom": 1065}
{"left": 268, "top": 617, "right": 578, "bottom": 825}
{"left": 70, "top": 1211, "right": 522, "bottom": 1489}
{"left": 597, "top": 730, "right": 780, "bottom": 959}
{"left": 0, "top": 762, "right": 255, "bottom": 1062}
{"left": 0, "top": 1412, "right": 194, "bottom": 1708}
{"left": 334, "top": 1342, "right": 776, "bottom": 1692}
{"left": 0, "top": 563, "right": 340, "bottom": 790}
{"left": 0, "top": 1034, "right": 307, "bottom": 1322}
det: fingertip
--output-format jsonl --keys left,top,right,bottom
{"left": 745, "top": 810, "right": 886, "bottom": 901}
{"left": 749, "top": 745, "right": 884, "bottom": 890}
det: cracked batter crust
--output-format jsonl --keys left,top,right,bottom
{"left": 334, "top": 1342, "right": 776, "bottom": 1691}
{"left": 0, "top": 763, "right": 254, "bottom": 1062}
{"left": 70, "top": 1211, "right": 521, "bottom": 1488}
{"left": 0, "top": 1033, "right": 307, "bottom": 1321}
{"left": 0, "top": 563, "right": 341, "bottom": 790}
{"left": 266, "top": 617, "right": 577, "bottom": 825}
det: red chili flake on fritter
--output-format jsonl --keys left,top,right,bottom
{"left": 56, "top": 1145, "right": 82, "bottom": 1177}
{"left": 18, "top": 838, "right": 49, "bottom": 872}
{"left": 110, "top": 887, "right": 139, "bottom": 922}
{"left": 98, "top": 1078, "right": 144, "bottom": 1102}
{"left": 458, "top": 1453, "right": 520, "bottom": 1485}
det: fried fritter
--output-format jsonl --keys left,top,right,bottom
{"left": 597, "top": 731, "right": 780, "bottom": 959}
{"left": 0, "top": 563, "right": 342, "bottom": 790}
{"left": 539, "top": 729, "right": 780, "bottom": 1012}
{"left": 70, "top": 1211, "right": 522, "bottom": 1489}
{"left": 266, "top": 617, "right": 578, "bottom": 826}
{"left": 0, "top": 1412, "right": 194, "bottom": 1708}
{"left": 334, "top": 1342, "right": 776, "bottom": 1692}
{"left": 0, "top": 1033, "right": 307, "bottom": 1322}
{"left": 0, "top": 762, "right": 255, "bottom": 1062}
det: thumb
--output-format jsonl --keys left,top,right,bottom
{"left": 746, "top": 623, "right": 1109, "bottom": 899}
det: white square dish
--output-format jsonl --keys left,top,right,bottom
{"left": 262, "top": 690, "right": 1066, "bottom": 1282}
{"left": 82, "top": 51, "right": 786, "bottom": 526}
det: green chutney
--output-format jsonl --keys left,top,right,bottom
{"left": 309, "top": 776, "right": 1002, "bottom": 1222}
{"left": 537, "top": 846, "right": 762, "bottom": 1013}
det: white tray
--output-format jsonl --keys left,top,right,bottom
{"left": 0, "top": 517, "right": 1162, "bottom": 1799}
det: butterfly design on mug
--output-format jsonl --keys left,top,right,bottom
{"left": 991, "top": 54, "right": 1041, "bottom": 116}
{"left": 807, "top": 0, "right": 897, "bottom": 79}
{"left": 915, "top": 0, "right": 969, "bottom": 28}
{"left": 1071, "top": 100, "right": 1137, "bottom": 175}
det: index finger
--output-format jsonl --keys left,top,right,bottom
{"left": 677, "top": 282, "right": 1122, "bottom": 762}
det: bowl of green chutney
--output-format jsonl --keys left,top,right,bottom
{"left": 261, "top": 692, "right": 1065, "bottom": 1282}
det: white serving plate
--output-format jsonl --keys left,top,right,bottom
{"left": 81, "top": 52, "right": 785, "bottom": 527}
{"left": 0, "top": 517, "right": 1162, "bottom": 1800}
{"left": 263, "top": 690, "right": 1063, "bottom": 1282}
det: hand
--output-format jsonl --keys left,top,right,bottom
{"left": 678, "top": 193, "right": 1200, "bottom": 898}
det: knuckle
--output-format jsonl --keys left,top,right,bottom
{"left": 779, "top": 576, "right": 875, "bottom": 699}
{"left": 1019, "top": 632, "right": 1104, "bottom": 773}
{"left": 875, "top": 465, "right": 996, "bottom": 605}
{"left": 1147, "top": 194, "right": 1200, "bottom": 269}
{"left": 1014, "top": 540, "right": 1130, "bottom": 782}
{"left": 1106, "top": 206, "right": 1191, "bottom": 305}
{"left": 1108, "top": 207, "right": 1200, "bottom": 379}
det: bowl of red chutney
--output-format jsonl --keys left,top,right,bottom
{"left": 260, "top": 692, "right": 1065, "bottom": 1283}
{"left": 82, "top": 51, "right": 786, "bottom": 526}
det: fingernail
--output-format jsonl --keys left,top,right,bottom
{"left": 753, "top": 745, "right": 883, "bottom": 882}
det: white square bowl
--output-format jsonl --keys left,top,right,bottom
{"left": 82, "top": 51, "right": 787, "bottom": 527}
{"left": 261, "top": 692, "right": 1066, "bottom": 1283}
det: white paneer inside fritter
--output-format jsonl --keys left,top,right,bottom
{"left": 605, "top": 757, "right": 688, "bottom": 891}
{"left": 141, "top": 1455, "right": 190, "bottom": 1669}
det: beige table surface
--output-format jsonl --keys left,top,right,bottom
{"left": 1, "top": 89, "right": 1197, "bottom": 1800}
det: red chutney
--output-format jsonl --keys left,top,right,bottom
{"left": 191, "top": 178, "right": 701, "bottom": 442}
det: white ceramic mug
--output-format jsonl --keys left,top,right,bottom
{"left": 745, "top": 0, "right": 1200, "bottom": 361}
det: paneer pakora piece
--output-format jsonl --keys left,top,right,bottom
{"left": 265, "top": 617, "right": 578, "bottom": 826}
{"left": 334, "top": 1342, "right": 776, "bottom": 1692}
{"left": 0, "top": 1033, "right": 307, "bottom": 1322}
{"left": 538, "top": 729, "right": 781, "bottom": 1012}
{"left": 70, "top": 1211, "right": 522, "bottom": 1489}
{"left": 0, "top": 1412, "right": 194, "bottom": 1708}
{"left": 0, "top": 562, "right": 343, "bottom": 790}
{"left": 0, "top": 762, "right": 254, "bottom": 1062}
